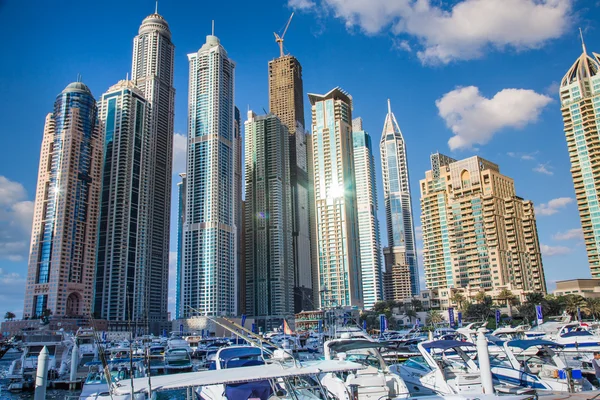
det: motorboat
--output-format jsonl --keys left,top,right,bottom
{"left": 490, "top": 339, "right": 594, "bottom": 392}
{"left": 79, "top": 358, "right": 146, "bottom": 399}
{"left": 547, "top": 323, "right": 600, "bottom": 351}
{"left": 74, "top": 327, "right": 100, "bottom": 366}
{"left": 164, "top": 348, "right": 194, "bottom": 373}
{"left": 167, "top": 334, "right": 193, "bottom": 353}
{"left": 490, "top": 326, "right": 527, "bottom": 341}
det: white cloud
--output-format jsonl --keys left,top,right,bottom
{"left": 533, "top": 162, "right": 553, "bottom": 175}
{"left": 507, "top": 151, "right": 538, "bottom": 161}
{"left": 436, "top": 86, "right": 552, "bottom": 150}
{"left": 298, "top": 0, "right": 572, "bottom": 64}
{"left": 288, "top": 0, "right": 316, "bottom": 9}
{"left": 393, "top": 39, "right": 412, "bottom": 52}
{"left": 172, "top": 133, "right": 187, "bottom": 176}
{"left": 0, "top": 176, "right": 34, "bottom": 261}
{"left": 536, "top": 197, "right": 573, "bottom": 216}
{"left": 168, "top": 251, "right": 178, "bottom": 307}
{"left": 541, "top": 244, "right": 572, "bottom": 257}
{"left": 415, "top": 225, "right": 423, "bottom": 241}
{"left": 0, "top": 268, "right": 26, "bottom": 319}
{"left": 545, "top": 81, "right": 561, "bottom": 96}
{"left": 553, "top": 228, "right": 583, "bottom": 241}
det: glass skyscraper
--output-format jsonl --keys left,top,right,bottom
{"left": 183, "top": 34, "right": 237, "bottom": 317}
{"left": 352, "top": 118, "right": 383, "bottom": 309}
{"left": 380, "top": 100, "right": 419, "bottom": 300}
{"left": 309, "top": 87, "right": 362, "bottom": 308}
{"left": 94, "top": 81, "right": 151, "bottom": 328}
{"left": 24, "top": 82, "right": 103, "bottom": 319}
{"left": 131, "top": 10, "right": 175, "bottom": 329}
{"left": 244, "top": 112, "right": 294, "bottom": 329}
{"left": 560, "top": 41, "right": 600, "bottom": 277}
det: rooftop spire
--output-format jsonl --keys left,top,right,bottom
{"left": 155, "top": 0, "right": 158, "bottom": 14}
{"left": 580, "top": 27, "right": 587, "bottom": 54}
{"left": 212, "top": 20, "right": 215, "bottom": 36}
{"left": 387, "top": 98, "right": 391, "bottom": 114}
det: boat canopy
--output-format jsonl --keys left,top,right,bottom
{"left": 113, "top": 360, "right": 366, "bottom": 394}
{"left": 327, "top": 340, "right": 391, "bottom": 353}
{"left": 561, "top": 331, "right": 593, "bottom": 337}
{"left": 506, "top": 339, "right": 563, "bottom": 349}
{"left": 421, "top": 340, "right": 476, "bottom": 350}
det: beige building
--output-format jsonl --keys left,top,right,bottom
{"left": 560, "top": 41, "right": 600, "bottom": 277}
{"left": 554, "top": 279, "right": 600, "bottom": 298}
{"left": 384, "top": 265, "right": 412, "bottom": 303}
{"left": 24, "top": 82, "right": 103, "bottom": 319}
{"left": 420, "top": 153, "right": 546, "bottom": 295}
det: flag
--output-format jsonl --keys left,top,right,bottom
{"left": 241, "top": 314, "right": 247, "bottom": 328}
{"left": 495, "top": 309, "right": 501, "bottom": 325}
{"left": 379, "top": 314, "right": 387, "bottom": 334}
{"left": 251, "top": 323, "right": 257, "bottom": 334}
{"left": 577, "top": 306, "right": 582, "bottom": 322}
{"left": 201, "top": 329, "right": 205, "bottom": 338}
{"left": 179, "top": 324, "right": 184, "bottom": 335}
{"left": 318, "top": 320, "right": 323, "bottom": 334}
{"left": 448, "top": 307, "right": 455, "bottom": 328}
{"left": 535, "top": 304, "right": 543, "bottom": 326}
{"left": 457, "top": 312, "right": 462, "bottom": 327}
{"left": 362, "top": 320, "right": 367, "bottom": 330}
{"left": 283, "top": 319, "right": 294, "bottom": 335}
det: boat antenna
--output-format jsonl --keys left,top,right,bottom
{"left": 127, "top": 291, "right": 134, "bottom": 400}
{"left": 87, "top": 308, "right": 114, "bottom": 397}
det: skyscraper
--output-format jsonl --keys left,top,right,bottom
{"left": 234, "top": 107, "right": 244, "bottom": 316}
{"left": 183, "top": 34, "right": 237, "bottom": 317}
{"left": 24, "top": 82, "right": 103, "bottom": 319}
{"left": 268, "top": 55, "right": 312, "bottom": 312}
{"left": 560, "top": 40, "right": 600, "bottom": 277}
{"left": 380, "top": 100, "right": 419, "bottom": 301}
{"left": 176, "top": 173, "right": 186, "bottom": 319}
{"left": 244, "top": 112, "right": 294, "bottom": 328}
{"left": 94, "top": 80, "right": 151, "bottom": 328}
{"left": 352, "top": 118, "right": 383, "bottom": 309}
{"left": 309, "top": 87, "right": 362, "bottom": 308}
{"left": 420, "top": 154, "right": 546, "bottom": 294}
{"left": 131, "top": 10, "right": 175, "bottom": 329}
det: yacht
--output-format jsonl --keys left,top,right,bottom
{"left": 164, "top": 348, "right": 194, "bottom": 373}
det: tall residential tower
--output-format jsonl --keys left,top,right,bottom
{"left": 268, "top": 55, "right": 313, "bottom": 312}
{"left": 131, "top": 10, "right": 175, "bottom": 329}
{"left": 352, "top": 118, "right": 383, "bottom": 309}
{"left": 183, "top": 34, "right": 237, "bottom": 317}
{"left": 560, "top": 40, "right": 600, "bottom": 277}
{"left": 380, "top": 101, "right": 419, "bottom": 300}
{"left": 309, "top": 87, "right": 362, "bottom": 308}
{"left": 244, "top": 112, "right": 294, "bottom": 328}
{"left": 24, "top": 82, "right": 103, "bottom": 319}
{"left": 420, "top": 154, "right": 546, "bottom": 294}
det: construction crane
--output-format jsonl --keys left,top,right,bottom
{"left": 274, "top": 12, "right": 294, "bottom": 58}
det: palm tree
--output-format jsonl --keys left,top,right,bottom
{"left": 587, "top": 298, "right": 600, "bottom": 321}
{"left": 496, "top": 289, "right": 517, "bottom": 317}
{"left": 4, "top": 311, "right": 15, "bottom": 321}
{"left": 426, "top": 310, "right": 444, "bottom": 326}
{"left": 474, "top": 291, "right": 487, "bottom": 304}
{"left": 564, "top": 295, "right": 589, "bottom": 320}
{"left": 405, "top": 309, "right": 417, "bottom": 324}
{"left": 450, "top": 292, "right": 466, "bottom": 310}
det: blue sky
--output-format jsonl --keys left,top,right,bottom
{"left": 0, "top": 0, "right": 597, "bottom": 319}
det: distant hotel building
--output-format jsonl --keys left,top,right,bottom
{"left": 352, "top": 118, "right": 383, "bottom": 309}
{"left": 94, "top": 80, "right": 151, "bottom": 328}
{"left": 420, "top": 154, "right": 546, "bottom": 293}
{"left": 309, "top": 87, "right": 362, "bottom": 308}
{"left": 380, "top": 101, "right": 419, "bottom": 300}
{"left": 560, "top": 40, "right": 600, "bottom": 277}
{"left": 24, "top": 82, "right": 103, "bottom": 319}
{"left": 244, "top": 112, "right": 294, "bottom": 328}
{"left": 131, "top": 10, "right": 175, "bottom": 329}
{"left": 268, "top": 55, "right": 313, "bottom": 312}
{"left": 182, "top": 33, "right": 237, "bottom": 317}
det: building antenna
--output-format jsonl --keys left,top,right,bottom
{"left": 155, "top": 0, "right": 158, "bottom": 14}
{"left": 212, "top": 20, "right": 215, "bottom": 36}
{"left": 77, "top": 73, "right": 81, "bottom": 83}
{"left": 580, "top": 27, "right": 587, "bottom": 54}
{"left": 126, "top": 72, "right": 129, "bottom": 81}
{"left": 387, "top": 98, "right": 392, "bottom": 114}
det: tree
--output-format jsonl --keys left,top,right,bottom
{"left": 465, "top": 296, "right": 493, "bottom": 321}
{"left": 405, "top": 309, "right": 417, "bottom": 324}
{"left": 545, "top": 294, "right": 565, "bottom": 316}
{"left": 450, "top": 292, "right": 466, "bottom": 310}
{"left": 564, "top": 295, "right": 589, "bottom": 320}
{"left": 474, "top": 291, "right": 487, "bottom": 304}
{"left": 411, "top": 299, "right": 423, "bottom": 312}
{"left": 587, "top": 298, "right": 600, "bottom": 321}
{"left": 426, "top": 310, "right": 444, "bottom": 325}
{"left": 496, "top": 289, "right": 517, "bottom": 317}
{"left": 4, "top": 311, "right": 15, "bottom": 321}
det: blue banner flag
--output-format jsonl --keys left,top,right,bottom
{"left": 318, "top": 320, "right": 323, "bottom": 334}
{"left": 162, "top": 329, "right": 166, "bottom": 338}
{"left": 241, "top": 314, "right": 247, "bottom": 328}
{"left": 179, "top": 323, "right": 184, "bottom": 334}
{"left": 363, "top": 319, "right": 367, "bottom": 330}
{"left": 201, "top": 329, "right": 205, "bottom": 338}
{"left": 535, "top": 304, "right": 543, "bottom": 326}
{"left": 495, "top": 309, "right": 501, "bottom": 325}
{"left": 577, "top": 306, "right": 582, "bottom": 322}
{"left": 379, "top": 314, "right": 387, "bottom": 333}
{"left": 448, "top": 307, "right": 455, "bottom": 328}
{"left": 416, "top": 318, "right": 421, "bottom": 327}
{"left": 251, "top": 323, "right": 257, "bottom": 334}
{"left": 101, "top": 331, "right": 107, "bottom": 341}
{"left": 457, "top": 312, "right": 462, "bottom": 327}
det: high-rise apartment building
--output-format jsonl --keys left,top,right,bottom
{"left": 176, "top": 173, "right": 186, "bottom": 319}
{"left": 560, "top": 41, "right": 600, "bottom": 277}
{"left": 309, "top": 87, "right": 362, "bottom": 308}
{"left": 24, "top": 82, "right": 103, "bottom": 319}
{"left": 244, "top": 112, "right": 294, "bottom": 328}
{"left": 380, "top": 101, "right": 419, "bottom": 300}
{"left": 183, "top": 34, "right": 237, "bottom": 317}
{"left": 234, "top": 107, "right": 244, "bottom": 316}
{"left": 94, "top": 81, "right": 151, "bottom": 327}
{"left": 352, "top": 118, "right": 383, "bottom": 309}
{"left": 131, "top": 10, "right": 175, "bottom": 329}
{"left": 268, "top": 55, "right": 313, "bottom": 312}
{"left": 420, "top": 154, "right": 546, "bottom": 293}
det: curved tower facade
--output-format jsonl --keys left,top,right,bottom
{"left": 24, "top": 82, "right": 103, "bottom": 319}
{"left": 131, "top": 11, "right": 175, "bottom": 328}
{"left": 380, "top": 101, "right": 419, "bottom": 300}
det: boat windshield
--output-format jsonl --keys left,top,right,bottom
{"left": 403, "top": 357, "right": 431, "bottom": 372}
{"left": 342, "top": 348, "right": 381, "bottom": 369}
{"left": 85, "top": 367, "right": 143, "bottom": 384}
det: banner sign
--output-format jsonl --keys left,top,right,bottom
{"left": 535, "top": 304, "right": 543, "bottom": 326}
{"left": 448, "top": 307, "right": 455, "bottom": 328}
{"left": 241, "top": 314, "right": 247, "bottom": 328}
{"left": 457, "top": 312, "right": 462, "bottom": 328}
